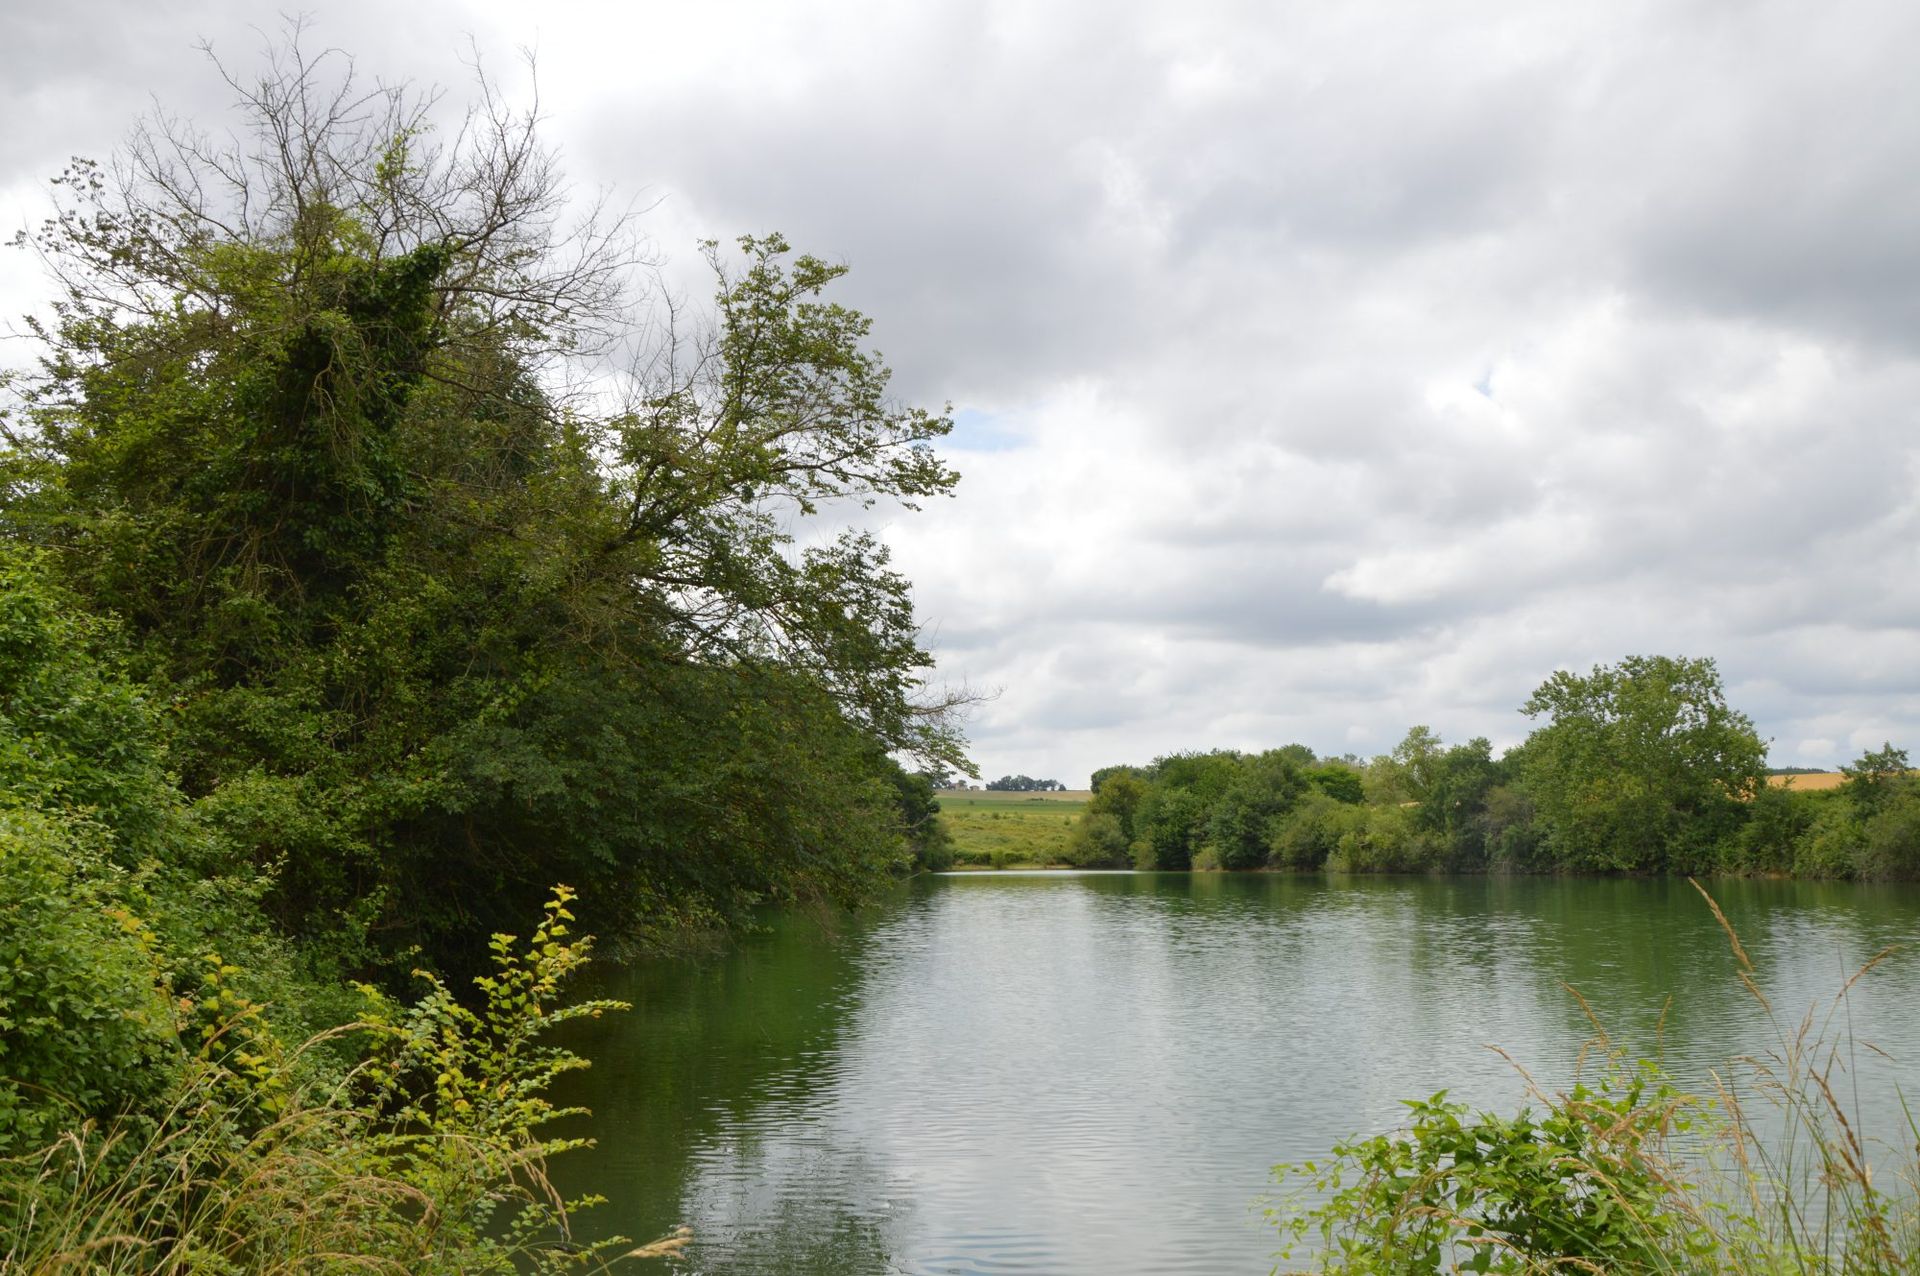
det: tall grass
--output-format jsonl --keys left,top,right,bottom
{"left": 0, "top": 889, "right": 692, "bottom": 1275}
{"left": 1267, "top": 881, "right": 1918, "bottom": 1273}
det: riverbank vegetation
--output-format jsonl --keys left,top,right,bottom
{"left": 0, "top": 39, "right": 962, "bottom": 1267}
{"left": 934, "top": 791, "right": 1087, "bottom": 868}
{"left": 1070, "top": 655, "right": 1920, "bottom": 879}
{"left": 1267, "top": 886, "right": 1920, "bottom": 1273}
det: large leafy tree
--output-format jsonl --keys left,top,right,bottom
{"left": 1517, "top": 655, "right": 1765, "bottom": 871}
{"left": 1207, "top": 750, "right": 1308, "bottom": 869}
{"left": 1133, "top": 750, "right": 1243, "bottom": 869}
{"left": 2, "top": 41, "right": 966, "bottom": 967}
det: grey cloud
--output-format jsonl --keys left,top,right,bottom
{"left": 12, "top": 0, "right": 1920, "bottom": 785}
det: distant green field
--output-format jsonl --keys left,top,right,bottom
{"left": 938, "top": 790, "right": 1091, "bottom": 809}
{"left": 936, "top": 791, "right": 1089, "bottom": 867}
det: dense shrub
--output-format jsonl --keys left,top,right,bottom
{"left": 0, "top": 549, "right": 177, "bottom": 862}
{"left": 1270, "top": 1066, "right": 1711, "bottom": 1272}
{"left": 1727, "top": 783, "right": 1817, "bottom": 872}
{"left": 1794, "top": 800, "right": 1864, "bottom": 878}
{"left": 1134, "top": 783, "right": 1211, "bottom": 870}
{"left": 1330, "top": 804, "right": 1441, "bottom": 873}
{"left": 0, "top": 811, "right": 177, "bottom": 1153}
{"left": 1063, "top": 811, "right": 1132, "bottom": 867}
{"left": 1270, "top": 891, "right": 1920, "bottom": 1273}
{"left": 1306, "top": 764, "right": 1366, "bottom": 805}
{"left": 1858, "top": 784, "right": 1920, "bottom": 879}
{"left": 1208, "top": 756, "right": 1308, "bottom": 869}
{"left": 1268, "top": 792, "right": 1365, "bottom": 870}
{"left": 0, "top": 890, "right": 668, "bottom": 1274}
{"left": 1, "top": 55, "right": 966, "bottom": 973}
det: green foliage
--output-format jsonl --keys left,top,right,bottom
{"left": 1267, "top": 791, "right": 1364, "bottom": 870}
{"left": 1063, "top": 768, "right": 1142, "bottom": 864}
{"left": 1307, "top": 764, "right": 1367, "bottom": 806}
{"left": 356, "top": 888, "right": 627, "bottom": 1190}
{"left": 1729, "top": 784, "right": 1818, "bottom": 873}
{"left": 939, "top": 794, "right": 1086, "bottom": 867}
{"left": 1209, "top": 752, "right": 1309, "bottom": 869}
{"left": 1366, "top": 726, "right": 1443, "bottom": 806}
{"left": 1726, "top": 775, "right": 1920, "bottom": 882}
{"left": 1270, "top": 889, "right": 1920, "bottom": 1274}
{"left": 2, "top": 57, "right": 967, "bottom": 969}
{"left": 1132, "top": 751, "right": 1244, "bottom": 869}
{"left": 1274, "top": 743, "right": 1319, "bottom": 768}
{"left": 1086, "top": 773, "right": 1146, "bottom": 840}
{"left": 1063, "top": 811, "right": 1132, "bottom": 867}
{"left": 0, "top": 548, "right": 175, "bottom": 862}
{"left": 985, "top": 774, "right": 1064, "bottom": 792}
{"left": 0, "top": 889, "right": 668, "bottom": 1274}
{"left": 1478, "top": 784, "right": 1544, "bottom": 870}
{"left": 1840, "top": 742, "right": 1911, "bottom": 814}
{"left": 1270, "top": 1065, "right": 1713, "bottom": 1273}
{"left": 1073, "top": 686, "right": 1920, "bottom": 882}
{"left": 1519, "top": 656, "right": 1766, "bottom": 872}
{"left": 1411, "top": 739, "right": 1508, "bottom": 861}
{"left": 1856, "top": 781, "right": 1920, "bottom": 879}
{"left": 0, "top": 811, "right": 177, "bottom": 1153}
{"left": 1329, "top": 804, "right": 1442, "bottom": 873}
{"left": 1136, "top": 783, "right": 1210, "bottom": 870}
{"left": 0, "top": 42, "right": 969, "bottom": 1271}
{"left": 891, "top": 765, "right": 956, "bottom": 872}
{"left": 1794, "top": 798, "right": 1867, "bottom": 878}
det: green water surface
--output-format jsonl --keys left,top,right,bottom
{"left": 552, "top": 873, "right": 1920, "bottom": 1273}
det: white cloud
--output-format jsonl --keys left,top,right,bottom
{"left": 8, "top": 0, "right": 1920, "bottom": 783}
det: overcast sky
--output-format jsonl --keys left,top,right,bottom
{"left": 8, "top": 0, "right": 1920, "bottom": 785}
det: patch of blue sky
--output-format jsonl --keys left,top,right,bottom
{"left": 946, "top": 407, "right": 1028, "bottom": 453}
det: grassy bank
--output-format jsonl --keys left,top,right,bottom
{"left": 936, "top": 791, "right": 1090, "bottom": 867}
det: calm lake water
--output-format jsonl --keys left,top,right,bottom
{"left": 552, "top": 874, "right": 1920, "bottom": 1274}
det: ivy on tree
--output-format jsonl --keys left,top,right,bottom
{"left": 2, "top": 39, "right": 969, "bottom": 970}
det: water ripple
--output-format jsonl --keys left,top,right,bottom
{"left": 556, "top": 873, "right": 1920, "bottom": 1274}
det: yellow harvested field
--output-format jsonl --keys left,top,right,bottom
{"left": 1766, "top": 772, "right": 1846, "bottom": 790}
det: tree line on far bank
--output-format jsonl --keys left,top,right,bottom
{"left": 1063, "top": 655, "right": 1920, "bottom": 879}
{"left": 985, "top": 775, "right": 1067, "bottom": 791}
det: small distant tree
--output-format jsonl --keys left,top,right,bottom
{"left": 985, "top": 774, "right": 1062, "bottom": 792}
{"left": 1307, "top": 764, "right": 1366, "bottom": 805}
{"left": 1841, "top": 742, "right": 1910, "bottom": 814}
{"left": 1368, "top": 725, "right": 1444, "bottom": 805}
{"left": 1412, "top": 737, "right": 1507, "bottom": 866}
{"left": 1085, "top": 772, "right": 1147, "bottom": 839}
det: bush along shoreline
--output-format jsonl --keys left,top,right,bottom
{"left": 0, "top": 545, "right": 685, "bottom": 1268}
{"left": 1265, "top": 883, "right": 1919, "bottom": 1274}
{"left": 1062, "top": 657, "right": 1920, "bottom": 881}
